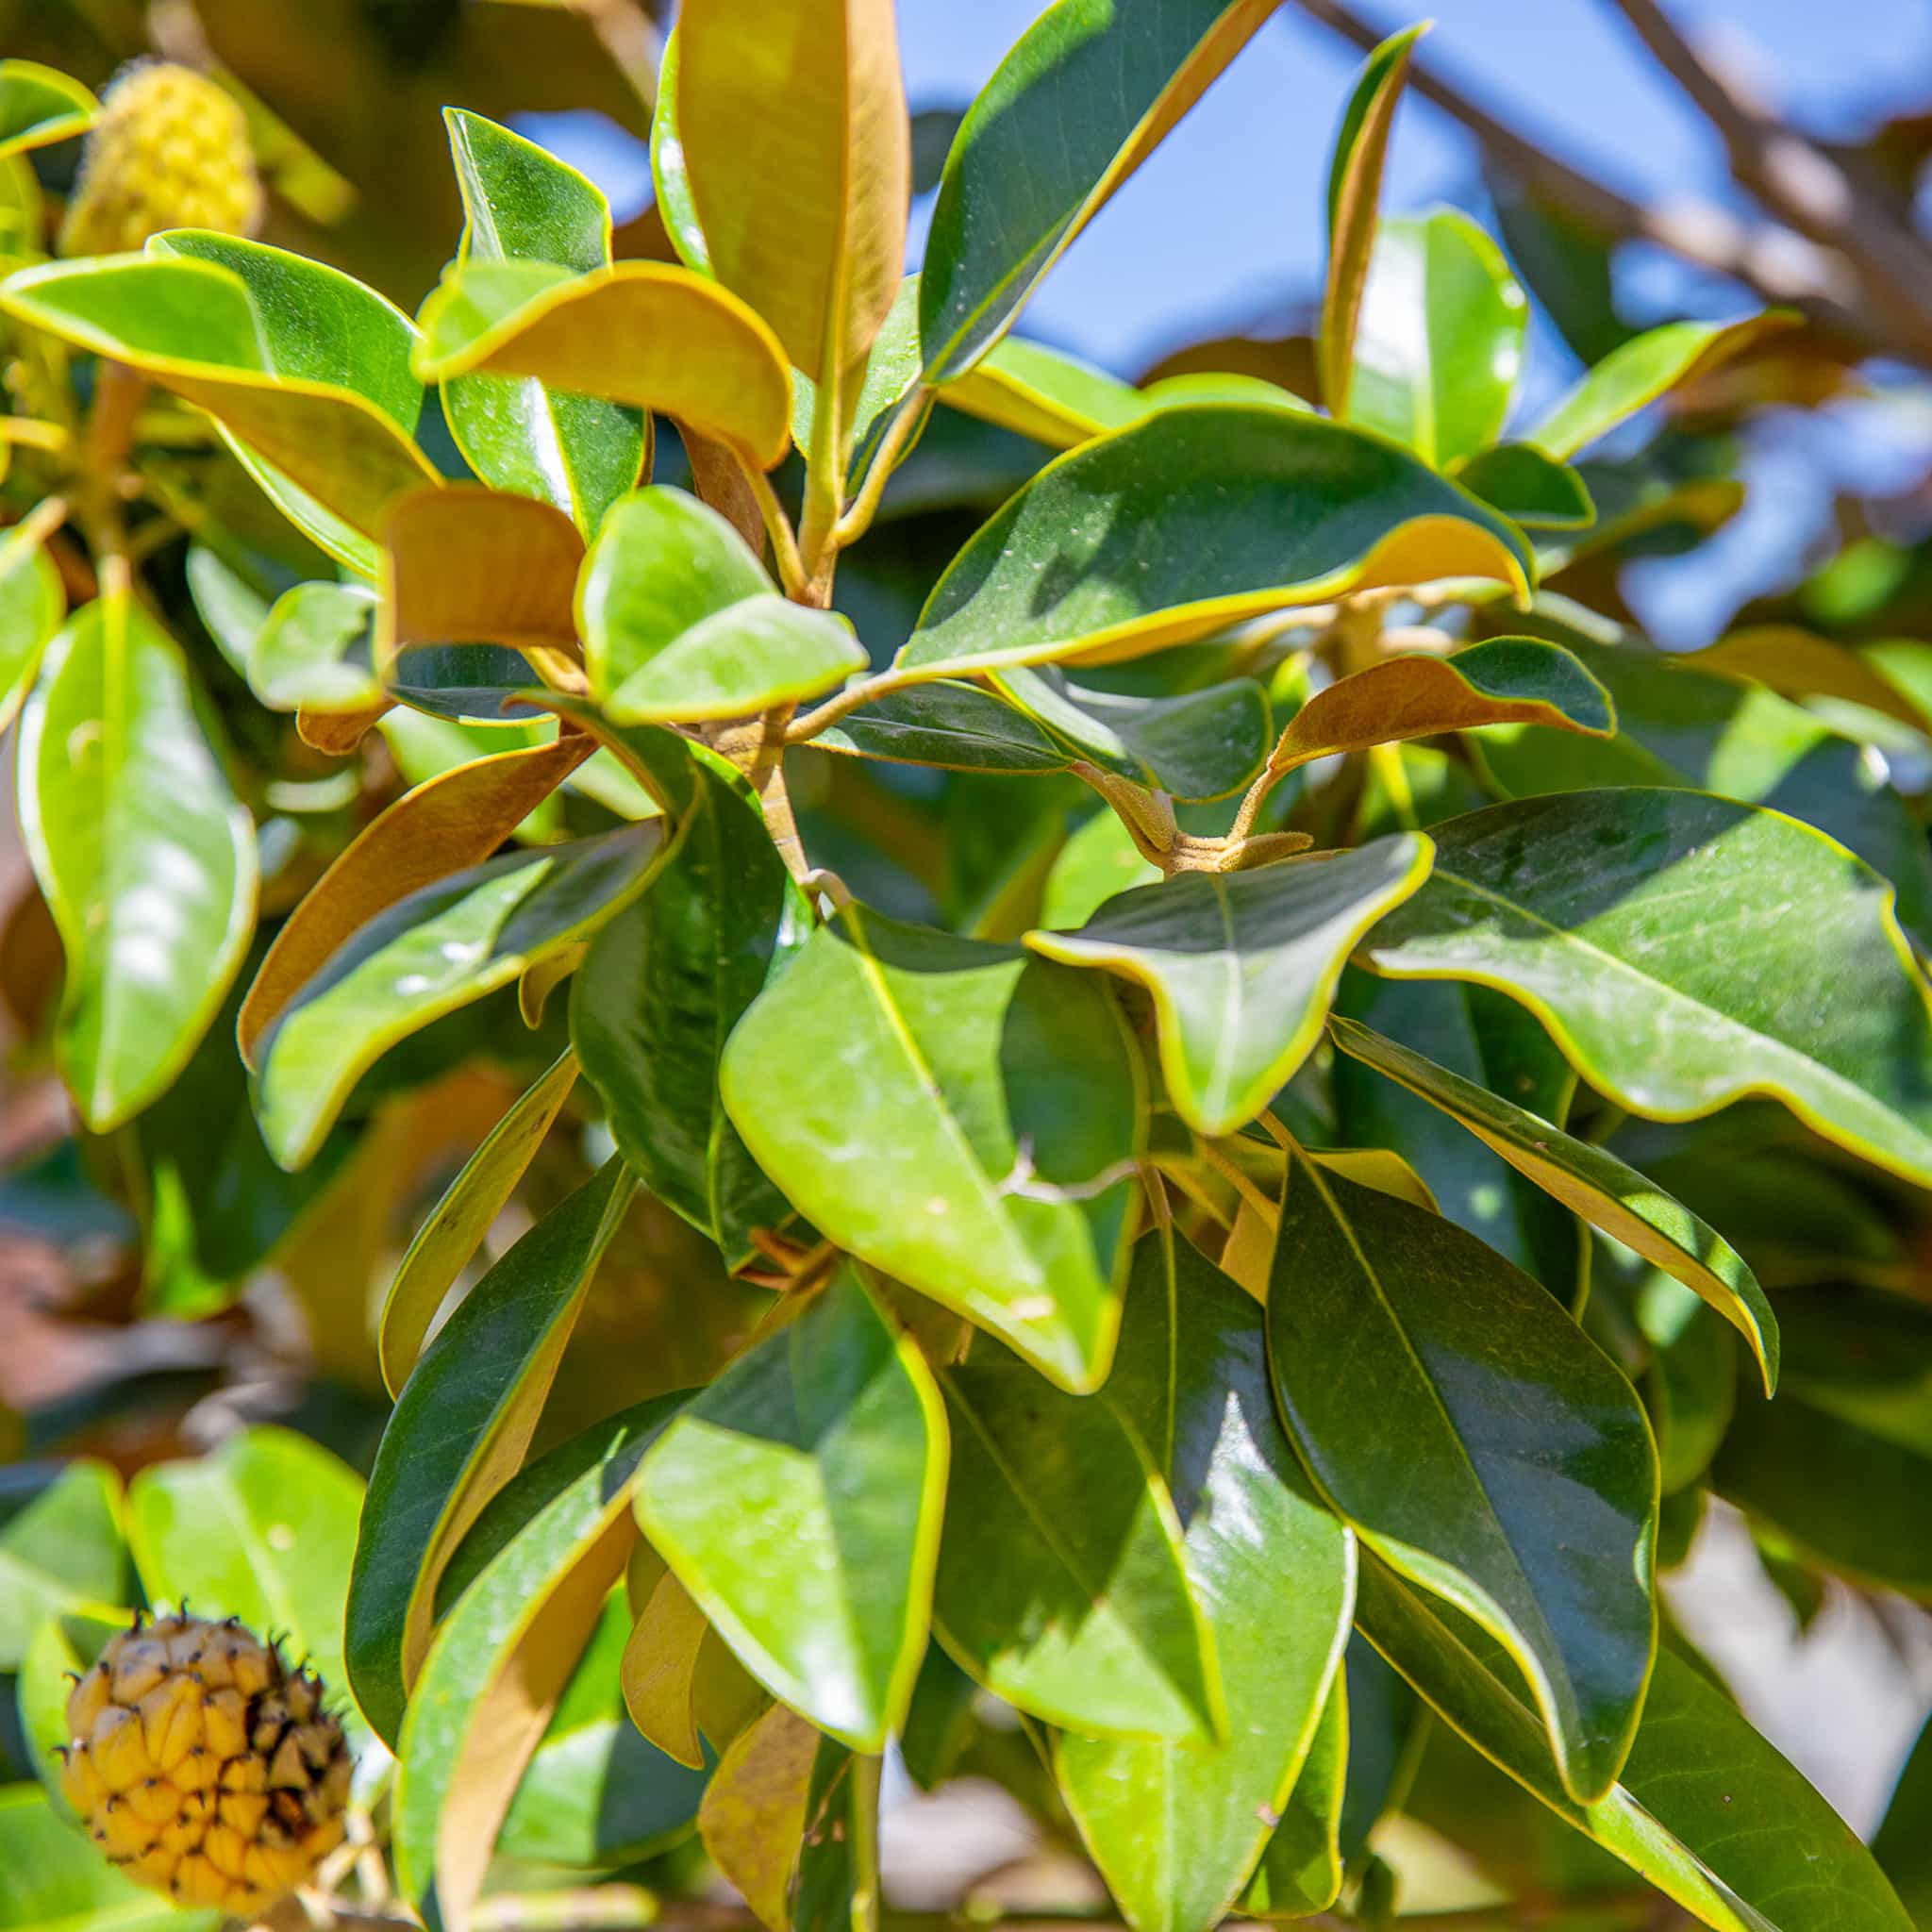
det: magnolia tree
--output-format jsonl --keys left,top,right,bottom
{"left": 0, "top": 8, "right": 1929, "bottom": 1932}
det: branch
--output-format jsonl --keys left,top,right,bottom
{"left": 1288, "top": 0, "right": 1912, "bottom": 360}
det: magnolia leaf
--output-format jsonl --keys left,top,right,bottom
{"left": 1028, "top": 838, "right": 1433, "bottom": 1138}
{"left": 1352, "top": 208, "right": 1526, "bottom": 466}
{"left": 1055, "top": 1235, "right": 1354, "bottom": 1932}
{"left": 1, "top": 244, "right": 436, "bottom": 541}
{"left": 679, "top": 0, "right": 909, "bottom": 399}
{"left": 1528, "top": 313, "right": 1794, "bottom": 460}
{"left": 378, "top": 1047, "right": 580, "bottom": 1398}
{"left": 1457, "top": 442, "right": 1595, "bottom": 529}
{"left": 1269, "top": 1154, "right": 1657, "bottom": 1804}
{"left": 392, "top": 1394, "right": 694, "bottom": 1931}
{"left": 0, "top": 1461, "right": 125, "bottom": 1671}
{"left": 816, "top": 679, "right": 1072, "bottom": 774}
{"left": 721, "top": 904, "right": 1143, "bottom": 1392}
{"left": 935, "top": 1344, "right": 1224, "bottom": 1744}
{"left": 579, "top": 489, "right": 865, "bottom": 722}
{"left": 20, "top": 596, "right": 257, "bottom": 1130}
{"left": 254, "top": 824, "right": 660, "bottom": 1169}
{"left": 572, "top": 741, "right": 805, "bottom": 1263}
{"left": 940, "top": 336, "right": 1145, "bottom": 448}
{"left": 900, "top": 408, "right": 1533, "bottom": 675}
{"left": 249, "top": 579, "right": 382, "bottom": 713}
{"left": 347, "top": 1158, "right": 636, "bottom": 1745}
{"left": 792, "top": 273, "right": 925, "bottom": 486}
{"left": 1330, "top": 1013, "right": 1777, "bottom": 1390}
{"left": 638, "top": 1269, "right": 946, "bottom": 1750}
{"left": 1241, "top": 1673, "right": 1346, "bottom": 1918}
{"left": 1359, "top": 789, "right": 1932, "bottom": 1190}
{"left": 650, "top": 29, "right": 711, "bottom": 274}
{"left": 622, "top": 1570, "right": 711, "bottom": 1768}
{"left": 414, "top": 258, "right": 792, "bottom": 469}
{"left": 1874, "top": 1713, "right": 1932, "bottom": 1924}
{"left": 240, "top": 733, "right": 594, "bottom": 1067}
{"left": 700, "top": 1702, "right": 821, "bottom": 1932}
{"left": 1319, "top": 25, "right": 1424, "bottom": 418}
{"left": 920, "top": 0, "right": 1279, "bottom": 383}
{"left": 440, "top": 108, "right": 647, "bottom": 535}
{"left": 0, "top": 60, "right": 95, "bottom": 158}
{"left": 0, "top": 519, "right": 62, "bottom": 735}
{"left": 0, "top": 1785, "right": 221, "bottom": 1932}
{"left": 1686, "top": 625, "right": 1932, "bottom": 736}
{"left": 125, "top": 1428, "right": 365, "bottom": 1748}
{"left": 1359, "top": 1557, "right": 1912, "bottom": 1931}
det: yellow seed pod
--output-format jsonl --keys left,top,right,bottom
{"left": 60, "top": 1612, "right": 351, "bottom": 1915}
{"left": 57, "top": 61, "right": 261, "bottom": 258}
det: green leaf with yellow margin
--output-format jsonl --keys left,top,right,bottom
{"left": 1358, "top": 789, "right": 1932, "bottom": 1191}
{"left": 0, "top": 516, "right": 62, "bottom": 735}
{"left": 348, "top": 1157, "right": 636, "bottom": 1748}
{"left": 898, "top": 407, "right": 1533, "bottom": 676}
{"left": 0, "top": 60, "right": 95, "bottom": 158}
{"left": 1055, "top": 1233, "right": 1354, "bottom": 1932}
{"left": 1026, "top": 837, "right": 1434, "bottom": 1139}
{"left": 1328, "top": 1013, "right": 1777, "bottom": 1391}
{"left": 941, "top": 337, "right": 1145, "bottom": 447}
{"left": 1319, "top": 25, "right": 1424, "bottom": 419}
{"left": 1268, "top": 638, "right": 1613, "bottom": 774}
{"left": 253, "top": 823, "right": 663, "bottom": 1169}
{"left": 1527, "top": 313, "right": 1794, "bottom": 460}
{"left": 650, "top": 29, "right": 712, "bottom": 275}
{"left": 20, "top": 595, "right": 257, "bottom": 1131}
{"left": 1268, "top": 1151, "right": 1657, "bottom": 1804}
{"left": 377, "top": 1047, "right": 580, "bottom": 1398}
{"left": 919, "top": 0, "right": 1281, "bottom": 384}
{"left": 637, "top": 1268, "right": 946, "bottom": 1751}
{"left": 678, "top": 0, "right": 909, "bottom": 408}
{"left": 1457, "top": 442, "right": 1595, "bottom": 529}
{"left": 440, "top": 109, "right": 648, "bottom": 536}
{"left": 414, "top": 258, "right": 792, "bottom": 470}
{"left": 0, "top": 242, "right": 437, "bottom": 547}
{"left": 239, "top": 732, "right": 596, "bottom": 1067}
{"left": 721, "top": 904, "right": 1144, "bottom": 1393}
{"left": 577, "top": 488, "right": 866, "bottom": 723}
{"left": 1357, "top": 1556, "right": 1912, "bottom": 1932}
{"left": 1241, "top": 1673, "right": 1346, "bottom": 1918}
{"left": 393, "top": 1391, "right": 696, "bottom": 1932}
{"left": 1685, "top": 625, "right": 1932, "bottom": 736}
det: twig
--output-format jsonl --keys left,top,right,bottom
{"left": 833, "top": 388, "right": 930, "bottom": 548}
{"left": 737, "top": 457, "right": 808, "bottom": 600}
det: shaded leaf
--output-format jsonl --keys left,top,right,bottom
{"left": 249, "top": 578, "right": 381, "bottom": 713}
{"left": 0, "top": 60, "right": 95, "bottom": 158}
{"left": 0, "top": 1784, "right": 220, "bottom": 1932}
{"left": 0, "top": 521, "right": 62, "bottom": 736}
{"left": 1269, "top": 1153, "right": 1657, "bottom": 1803}
{"left": 1457, "top": 442, "right": 1594, "bottom": 528}
{"left": 816, "top": 679, "right": 1071, "bottom": 774}
{"left": 900, "top": 408, "right": 1533, "bottom": 676}
{"left": 0, "top": 1461, "right": 125, "bottom": 1671}
{"left": 1240, "top": 1674, "right": 1344, "bottom": 1919}
{"left": 1029, "top": 838, "right": 1432, "bottom": 1138}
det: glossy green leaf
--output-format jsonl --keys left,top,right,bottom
{"left": 1359, "top": 789, "right": 1932, "bottom": 1190}
{"left": 20, "top": 597, "right": 257, "bottom": 1131}
{"left": 379, "top": 1047, "right": 580, "bottom": 1398}
{"left": 125, "top": 1427, "right": 365, "bottom": 1746}
{"left": 1269, "top": 1153, "right": 1657, "bottom": 1803}
{"left": 650, "top": 29, "right": 711, "bottom": 274}
{"left": 940, "top": 336, "right": 1145, "bottom": 449}
{"left": 900, "top": 408, "right": 1534, "bottom": 675}
{"left": 1240, "top": 1673, "right": 1345, "bottom": 1918}
{"left": 1319, "top": 25, "right": 1424, "bottom": 419}
{"left": 1041, "top": 808, "right": 1162, "bottom": 929}
{"left": 0, "top": 1462, "right": 125, "bottom": 1671}
{"left": 934, "top": 1344, "right": 1224, "bottom": 1743}
{"left": 346, "top": 1158, "right": 635, "bottom": 1745}
{"left": 1029, "top": 839, "right": 1431, "bottom": 1138}
{"left": 248, "top": 578, "right": 382, "bottom": 713}
{"left": 1457, "top": 442, "right": 1596, "bottom": 528}
{"left": 0, "top": 60, "right": 95, "bottom": 158}
{"left": 393, "top": 1393, "right": 695, "bottom": 1929}
{"left": 1351, "top": 210, "right": 1525, "bottom": 466}
{"left": 793, "top": 273, "right": 925, "bottom": 487}
{"left": 1874, "top": 1709, "right": 1932, "bottom": 1926}
{"left": 920, "top": 0, "right": 1279, "bottom": 382}
{"left": 578, "top": 489, "right": 866, "bottom": 723}
{"left": 1270, "top": 638, "right": 1611, "bottom": 775}
{"left": 678, "top": 0, "right": 908, "bottom": 393}
{"left": 1528, "top": 313, "right": 1792, "bottom": 460}
{"left": 573, "top": 743, "right": 804, "bottom": 1265}
{"left": 1358, "top": 1557, "right": 1912, "bottom": 1931}
{"left": 0, "top": 521, "right": 61, "bottom": 735}
{"left": 0, "top": 1784, "right": 220, "bottom": 1932}
{"left": 816, "top": 679, "right": 1072, "bottom": 774}
{"left": 995, "top": 666, "right": 1272, "bottom": 801}
{"left": 1055, "top": 1234, "right": 1354, "bottom": 1932}
{"left": 1331, "top": 1012, "right": 1777, "bottom": 1389}
{"left": 2, "top": 242, "right": 435, "bottom": 544}
{"left": 440, "top": 109, "right": 646, "bottom": 536}
{"left": 414, "top": 258, "right": 793, "bottom": 469}
{"left": 1632, "top": 1269, "right": 1735, "bottom": 1495}
{"left": 638, "top": 1269, "right": 945, "bottom": 1750}
{"left": 722, "top": 905, "right": 1142, "bottom": 1392}
{"left": 254, "top": 824, "right": 662, "bottom": 1169}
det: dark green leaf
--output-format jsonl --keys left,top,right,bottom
{"left": 816, "top": 679, "right": 1072, "bottom": 774}
{"left": 0, "top": 1462, "right": 125, "bottom": 1671}
{"left": 1457, "top": 443, "right": 1595, "bottom": 529}
{"left": 1875, "top": 1708, "right": 1932, "bottom": 1926}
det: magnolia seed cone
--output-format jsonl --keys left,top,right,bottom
{"left": 59, "top": 1611, "right": 352, "bottom": 1915}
